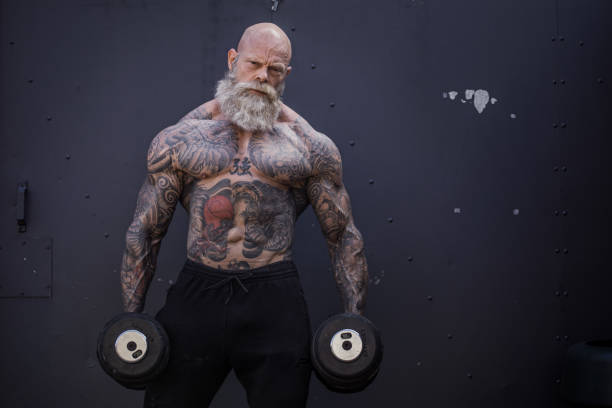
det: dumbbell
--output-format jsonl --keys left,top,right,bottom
{"left": 311, "top": 313, "right": 383, "bottom": 393}
{"left": 96, "top": 313, "right": 170, "bottom": 390}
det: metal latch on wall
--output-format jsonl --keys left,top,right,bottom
{"left": 17, "top": 181, "right": 27, "bottom": 233}
{"left": 271, "top": 0, "right": 281, "bottom": 11}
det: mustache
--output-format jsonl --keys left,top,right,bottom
{"left": 232, "top": 80, "right": 279, "bottom": 100}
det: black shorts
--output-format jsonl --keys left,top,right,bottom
{"left": 144, "top": 259, "right": 312, "bottom": 408}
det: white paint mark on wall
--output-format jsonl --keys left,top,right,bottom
{"left": 473, "top": 89, "right": 490, "bottom": 114}
{"left": 513, "top": 209, "right": 520, "bottom": 215}
{"left": 443, "top": 88, "right": 509, "bottom": 116}
{"left": 454, "top": 207, "right": 462, "bottom": 214}
{"left": 510, "top": 113, "right": 517, "bottom": 119}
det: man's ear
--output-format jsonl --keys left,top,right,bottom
{"left": 227, "top": 48, "right": 238, "bottom": 71}
{"left": 285, "top": 66, "right": 292, "bottom": 77}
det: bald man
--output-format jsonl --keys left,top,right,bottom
{"left": 120, "top": 22, "right": 368, "bottom": 407}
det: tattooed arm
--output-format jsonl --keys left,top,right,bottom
{"left": 120, "top": 123, "right": 188, "bottom": 312}
{"left": 306, "top": 134, "right": 368, "bottom": 315}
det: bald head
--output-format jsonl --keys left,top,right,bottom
{"left": 237, "top": 22, "right": 292, "bottom": 64}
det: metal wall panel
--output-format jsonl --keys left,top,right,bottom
{"left": 0, "top": 1, "right": 610, "bottom": 407}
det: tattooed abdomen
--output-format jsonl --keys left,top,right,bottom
{"left": 186, "top": 177, "right": 296, "bottom": 268}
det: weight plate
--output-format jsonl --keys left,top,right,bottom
{"left": 97, "top": 312, "right": 170, "bottom": 389}
{"left": 311, "top": 313, "right": 383, "bottom": 393}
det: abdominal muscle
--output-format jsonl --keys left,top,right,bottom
{"left": 183, "top": 174, "right": 297, "bottom": 271}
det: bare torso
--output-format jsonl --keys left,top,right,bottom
{"left": 171, "top": 102, "right": 314, "bottom": 269}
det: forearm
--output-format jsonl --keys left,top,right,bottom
{"left": 120, "top": 227, "right": 162, "bottom": 313}
{"left": 328, "top": 220, "right": 368, "bottom": 315}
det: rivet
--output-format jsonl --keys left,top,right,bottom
{"left": 291, "top": 27, "right": 296, "bottom": 31}
{"left": 84, "top": 194, "right": 90, "bottom": 199}
{"left": 554, "top": 210, "right": 559, "bottom": 216}
{"left": 551, "top": 37, "right": 556, "bottom": 42}
{"left": 447, "top": 334, "right": 453, "bottom": 340}
{"left": 427, "top": 295, "right": 433, "bottom": 301}
{"left": 552, "top": 80, "right": 557, "bottom": 85}
{"left": 467, "top": 373, "right": 473, "bottom": 379}
{"left": 560, "top": 79, "right": 566, "bottom": 85}
{"left": 562, "top": 210, "right": 567, "bottom": 216}
{"left": 562, "top": 166, "right": 567, "bottom": 172}
{"left": 579, "top": 41, "right": 584, "bottom": 46}
{"left": 416, "top": 361, "right": 422, "bottom": 366}
{"left": 349, "top": 140, "right": 355, "bottom": 146}
{"left": 9, "top": 41, "right": 15, "bottom": 45}
{"left": 555, "top": 335, "right": 561, "bottom": 341}
{"left": 27, "top": 79, "right": 33, "bottom": 84}
{"left": 408, "top": 256, "right": 413, "bottom": 262}
{"left": 559, "top": 37, "right": 565, "bottom": 42}
{"left": 553, "top": 166, "right": 559, "bottom": 172}
{"left": 46, "top": 116, "right": 52, "bottom": 121}
{"left": 554, "top": 248, "right": 560, "bottom": 254}
{"left": 563, "top": 248, "right": 568, "bottom": 254}
{"left": 555, "top": 291, "right": 560, "bottom": 296}
{"left": 311, "top": 64, "right": 316, "bottom": 69}
{"left": 104, "top": 233, "right": 109, "bottom": 238}
{"left": 387, "top": 217, "right": 393, "bottom": 223}
{"left": 563, "top": 335, "right": 569, "bottom": 341}
{"left": 555, "top": 378, "right": 561, "bottom": 384}
{"left": 552, "top": 123, "right": 558, "bottom": 128}
{"left": 368, "top": 179, "right": 374, "bottom": 184}
{"left": 65, "top": 154, "right": 71, "bottom": 160}
{"left": 597, "top": 77, "right": 604, "bottom": 84}
{"left": 329, "top": 102, "right": 335, "bottom": 107}
{"left": 561, "top": 122, "right": 567, "bottom": 128}
{"left": 563, "top": 291, "right": 568, "bottom": 297}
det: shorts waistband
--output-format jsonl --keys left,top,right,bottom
{"left": 182, "top": 258, "right": 298, "bottom": 282}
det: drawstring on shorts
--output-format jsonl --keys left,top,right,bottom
{"left": 202, "top": 267, "right": 254, "bottom": 304}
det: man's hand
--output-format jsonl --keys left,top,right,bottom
{"left": 306, "top": 131, "right": 368, "bottom": 315}
{"left": 120, "top": 122, "right": 192, "bottom": 312}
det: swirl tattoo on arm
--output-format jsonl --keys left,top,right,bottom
{"left": 120, "top": 124, "right": 187, "bottom": 312}
{"left": 306, "top": 131, "right": 368, "bottom": 315}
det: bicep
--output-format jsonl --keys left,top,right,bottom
{"left": 130, "top": 168, "right": 182, "bottom": 241}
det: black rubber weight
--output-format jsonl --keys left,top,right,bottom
{"left": 96, "top": 312, "right": 170, "bottom": 390}
{"left": 311, "top": 313, "right": 383, "bottom": 393}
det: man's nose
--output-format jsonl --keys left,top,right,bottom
{"left": 254, "top": 66, "right": 268, "bottom": 82}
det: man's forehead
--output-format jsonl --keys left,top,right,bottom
{"left": 237, "top": 24, "right": 291, "bottom": 63}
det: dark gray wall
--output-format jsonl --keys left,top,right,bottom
{"left": 1, "top": 0, "right": 611, "bottom": 406}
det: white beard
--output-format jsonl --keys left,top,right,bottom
{"left": 214, "top": 69, "right": 285, "bottom": 132}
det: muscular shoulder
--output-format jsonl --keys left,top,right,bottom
{"left": 281, "top": 107, "right": 342, "bottom": 184}
{"left": 147, "top": 120, "right": 198, "bottom": 173}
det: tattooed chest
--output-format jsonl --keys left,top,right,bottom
{"left": 175, "top": 123, "right": 312, "bottom": 188}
